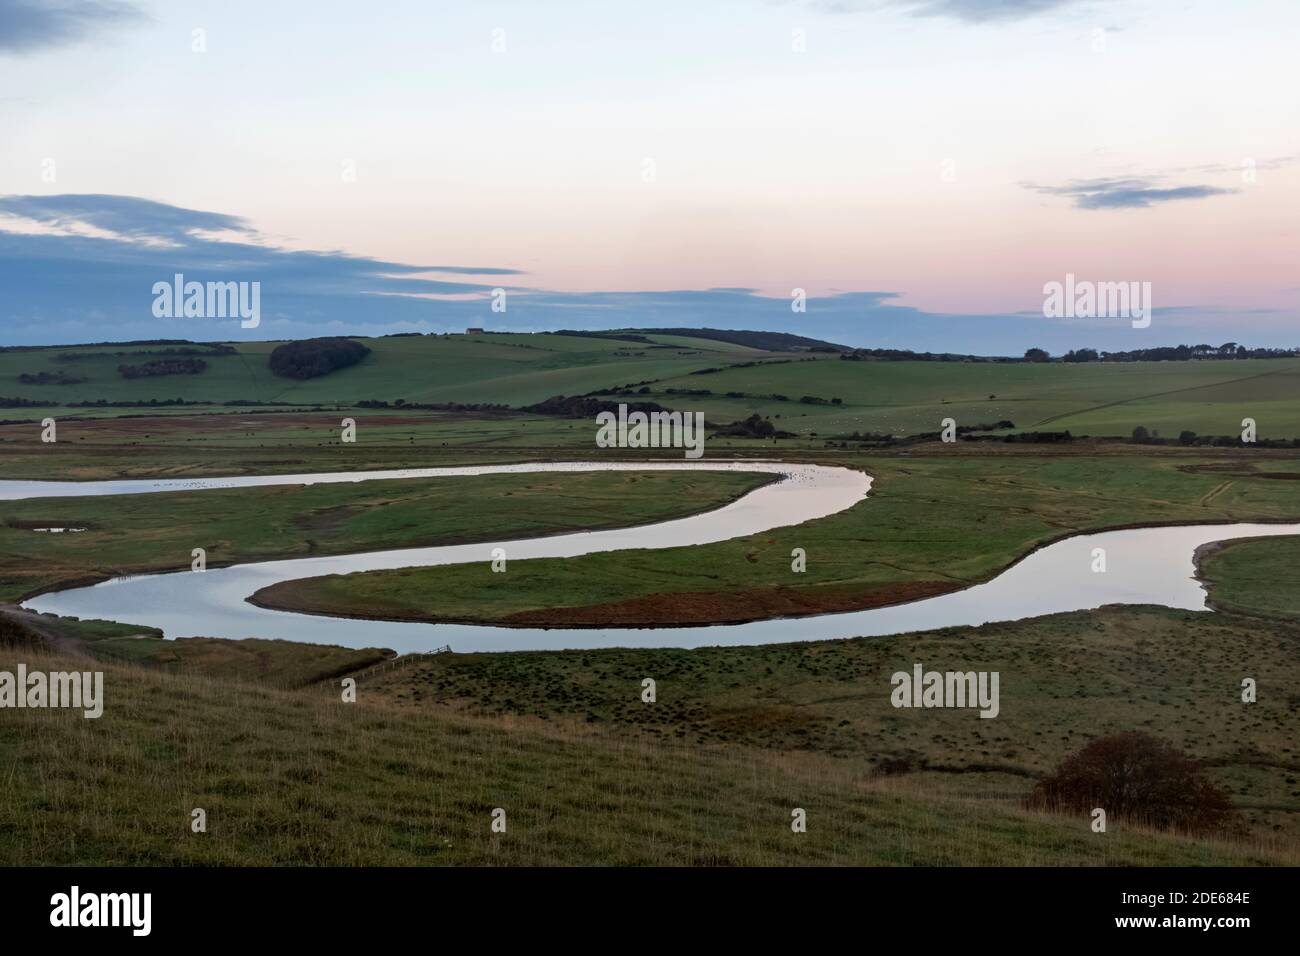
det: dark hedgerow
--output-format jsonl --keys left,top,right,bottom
{"left": 268, "top": 337, "right": 371, "bottom": 380}
{"left": 1025, "top": 731, "right": 1237, "bottom": 834}
{"left": 117, "top": 357, "right": 208, "bottom": 379}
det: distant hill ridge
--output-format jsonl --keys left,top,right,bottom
{"left": 550, "top": 328, "right": 848, "bottom": 352}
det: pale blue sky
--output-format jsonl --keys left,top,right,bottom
{"left": 1, "top": 0, "right": 1297, "bottom": 348}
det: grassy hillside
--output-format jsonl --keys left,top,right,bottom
{"left": 257, "top": 452, "right": 1300, "bottom": 627}
{"left": 364, "top": 605, "right": 1300, "bottom": 845}
{"left": 0, "top": 332, "right": 768, "bottom": 409}
{"left": 4, "top": 333, "right": 1300, "bottom": 440}
{"left": 2, "top": 607, "right": 1293, "bottom": 865}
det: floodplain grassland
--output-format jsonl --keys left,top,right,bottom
{"left": 0, "top": 469, "right": 771, "bottom": 602}
{"left": 1199, "top": 534, "right": 1300, "bottom": 620}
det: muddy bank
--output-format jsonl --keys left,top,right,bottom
{"left": 251, "top": 579, "right": 960, "bottom": 629}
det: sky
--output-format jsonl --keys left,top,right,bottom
{"left": 0, "top": 0, "right": 1296, "bottom": 351}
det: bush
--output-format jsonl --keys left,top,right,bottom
{"left": 711, "top": 414, "right": 794, "bottom": 439}
{"left": 268, "top": 338, "right": 371, "bottom": 380}
{"left": 1026, "top": 731, "right": 1236, "bottom": 833}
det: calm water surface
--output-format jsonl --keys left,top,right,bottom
{"left": 11, "top": 461, "right": 1297, "bottom": 653}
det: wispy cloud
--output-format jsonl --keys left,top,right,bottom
{"left": 1022, "top": 176, "right": 1237, "bottom": 210}
{"left": 805, "top": 0, "right": 1092, "bottom": 23}
{"left": 1172, "top": 154, "right": 1300, "bottom": 176}
{"left": 0, "top": 193, "right": 527, "bottom": 342}
{"left": 0, "top": 0, "right": 145, "bottom": 54}
{"left": 0, "top": 194, "right": 1279, "bottom": 353}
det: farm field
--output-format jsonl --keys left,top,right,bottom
{"left": 645, "top": 355, "right": 1300, "bottom": 439}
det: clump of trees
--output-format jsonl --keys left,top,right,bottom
{"left": 524, "top": 395, "right": 670, "bottom": 418}
{"left": 1128, "top": 426, "right": 1300, "bottom": 448}
{"left": 117, "top": 357, "right": 208, "bottom": 378}
{"left": 1026, "top": 731, "right": 1237, "bottom": 834}
{"left": 1022, "top": 342, "right": 1300, "bottom": 364}
{"left": 840, "top": 348, "right": 1019, "bottom": 363}
{"left": 0, "top": 396, "right": 56, "bottom": 408}
{"left": 711, "top": 414, "right": 795, "bottom": 439}
{"left": 18, "top": 371, "right": 87, "bottom": 385}
{"left": 268, "top": 337, "right": 371, "bottom": 379}
{"left": 355, "top": 399, "right": 508, "bottom": 412}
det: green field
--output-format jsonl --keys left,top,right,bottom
{"left": 645, "top": 355, "right": 1300, "bottom": 439}
{"left": 1200, "top": 534, "right": 1300, "bottom": 619}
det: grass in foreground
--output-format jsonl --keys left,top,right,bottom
{"left": 361, "top": 605, "right": 1300, "bottom": 845}
{"left": 1, "top": 630, "right": 1292, "bottom": 866}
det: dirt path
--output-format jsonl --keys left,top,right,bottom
{"left": 1200, "top": 480, "right": 1236, "bottom": 507}
{"left": 0, "top": 603, "right": 88, "bottom": 655}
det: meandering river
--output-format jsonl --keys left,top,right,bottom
{"left": 11, "top": 461, "right": 1299, "bottom": 653}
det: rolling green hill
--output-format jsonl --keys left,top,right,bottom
{"left": 4, "top": 331, "right": 1299, "bottom": 440}
{"left": 0, "top": 332, "right": 770, "bottom": 409}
